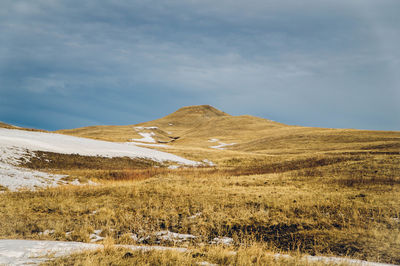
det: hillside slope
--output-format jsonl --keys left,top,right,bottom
{"left": 56, "top": 105, "right": 283, "bottom": 145}
{"left": 0, "top": 128, "right": 197, "bottom": 165}
{"left": 2, "top": 107, "right": 400, "bottom": 264}
{"left": 56, "top": 105, "right": 400, "bottom": 157}
{"left": 56, "top": 105, "right": 229, "bottom": 142}
{"left": 57, "top": 125, "right": 145, "bottom": 142}
{"left": 0, "top": 122, "right": 15, "bottom": 129}
{"left": 0, "top": 128, "right": 198, "bottom": 191}
{"left": 0, "top": 121, "right": 46, "bottom": 132}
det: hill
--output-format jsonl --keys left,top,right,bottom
{"left": 56, "top": 105, "right": 230, "bottom": 143}
{"left": 0, "top": 121, "right": 20, "bottom": 129}
{"left": 56, "top": 105, "right": 400, "bottom": 158}
{"left": 56, "top": 105, "right": 284, "bottom": 145}
{"left": 1, "top": 105, "right": 400, "bottom": 264}
{"left": 0, "top": 121, "right": 46, "bottom": 132}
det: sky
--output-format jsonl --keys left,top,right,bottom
{"left": 1, "top": 0, "right": 399, "bottom": 131}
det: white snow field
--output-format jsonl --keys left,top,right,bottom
{"left": 0, "top": 239, "right": 187, "bottom": 265}
{"left": 0, "top": 128, "right": 198, "bottom": 191}
{"left": 0, "top": 128, "right": 197, "bottom": 164}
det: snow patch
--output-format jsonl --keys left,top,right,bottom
{"left": 202, "top": 159, "right": 215, "bottom": 166}
{"left": 130, "top": 233, "right": 139, "bottom": 242}
{"left": 131, "top": 132, "right": 156, "bottom": 143}
{"left": 210, "top": 142, "right": 236, "bottom": 150}
{"left": 188, "top": 212, "right": 202, "bottom": 219}
{"left": 0, "top": 239, "right": 187, "bottom": 265}
{"left": 0, "top": 161, "right": 68, "bottom": 191}
{"left": 208, "top": 138, "right": 236, "bottom": 150}
{"left": 305, "top": 255, "right": 394, "bottom": 265}
{"left": 0, "top": 239, "right": 101, "bottom": 265}
{"left": 155, "top": 231, "right": 196, "bottom": 243}
{"left": 197, "top": 262, "right": 218, "bottom": 266}
{"left": 38, "top": 230, "right": 55, "bottom": 236}
{"left": 90, "top": 230, "right": 104, "bottom": 243}
{"left": 274, "top": 254, "right": 395, "bottom": 266}
{"left": 134, "top": 126, "right": 158, "bottom": 130}
{"left": 210, "top": 237, "right": 234, "bottom": 245}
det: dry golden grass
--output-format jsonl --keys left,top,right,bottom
{"left": 55, "top": 105, "right": 286, "bottom": 148}
{"left": 55, "top": 125, "right": 144, "bottom": 142}
{"left": 43, "top": 245, "right": 337, "bottom": 266}
{"left": 0, "top": 121, "right": 15, "bottom": 129}
{"left": 2, "top": 105, "right": 399, "bottom": 265}
{"left": 19, "top": 151, "right": 161, "bottom": 171}
{"left": 0, "top": 121, "right": 46, "bottom": 132}
{"left": 55, "top": 105, "right": 229, "bottom": 142}
{"left": 2, "top": 151, "right": 400, "bottom": 264}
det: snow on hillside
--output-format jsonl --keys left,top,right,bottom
{"left": 0, "top": 161, "right": 67, "bottom": 192}
{"left": 0, "top": 128, "right": 197, "bottom": 164}
{"left": 0, "top": 239, "right": 187, "bottom": 265}
{"left": 210, "top": 142, "right": 236, "bottom": 150}
{"left": 0, "top": 128, "right": 198, "bottom": 191}
{"left": 208, "top": 139, "right": 236, "bottom": 150}
{"left": 132, "top": 132, "right": 157, "bottom": 143}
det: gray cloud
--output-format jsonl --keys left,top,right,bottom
{"left": 0, "top": 0, "right": 399, "bottom": 130}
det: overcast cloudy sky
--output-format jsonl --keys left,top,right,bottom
{"left": 1, "top": 0, "right": 399, "bottom": 130}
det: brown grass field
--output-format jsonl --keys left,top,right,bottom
{"left": 1, "top": 105, "right": 399, "bottom": 265}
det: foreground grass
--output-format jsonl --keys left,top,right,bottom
{"left": 1, "top": 152, "right": 400, "bottom": 264}
{"left": 3, "top": 106, "right": 399, "bottom": 264}
{"left": 43, "top": 245, "right": 335, "bottom": 266}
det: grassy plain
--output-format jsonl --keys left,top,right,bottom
{"left": 44, "top": 245, "right": 334, "bottom": 266}
{"left": 1, "top": 106, "right": 399, "bottom": 265}
{"left": 1, "top": 149, "right": 399, "bottom": 264}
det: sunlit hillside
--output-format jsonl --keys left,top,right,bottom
{"left": 57, "top": 105, "right": 400, "bottom": 160}
{"left": 1, "top": 105, "right": 399, "bottom": 265}
{"left": 0, "top": 121, "right": 20, "bottom": 129}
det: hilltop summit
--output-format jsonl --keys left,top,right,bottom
{"left": 136, "top": 105, "right": 230, "bottom": 136}
{"left": 170, "top": 105, "right": 229, "bottom": 118}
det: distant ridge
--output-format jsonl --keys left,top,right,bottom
{"left": 56, "top": 105, "right": 283, "bottom": 143}
{"left": 54, "top": 105, "right": 400, "bottom": 155}
{"left": 0, "top": 121, "right": 14, "bottom": 129}
{"left": 0, "top": 121, "right": 45, "bottom": 132}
